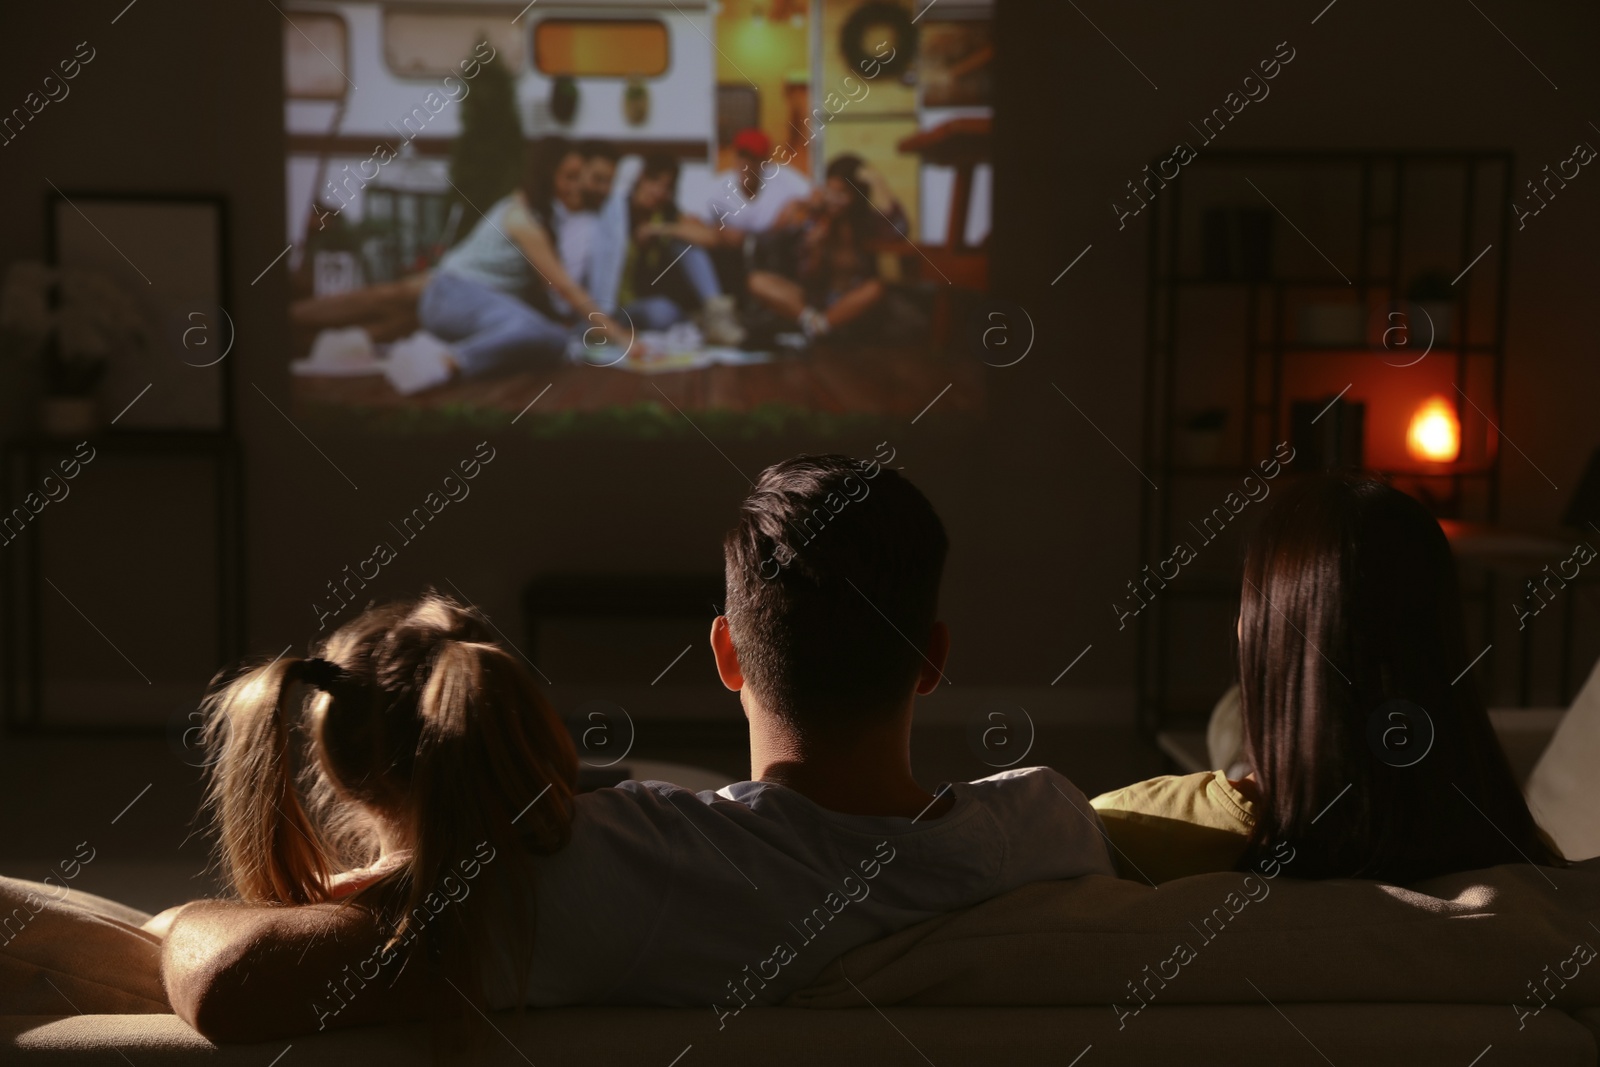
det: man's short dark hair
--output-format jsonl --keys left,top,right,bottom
{"left": 577, "top": 139, "right": 620, "bottom": 164}
{"left": 641, "top": 152, "right": 680, "bottom": 183}
{"left": 723, "top": 453, "right": 947, "bottom": 725}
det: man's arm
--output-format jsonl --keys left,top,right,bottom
{"left": 503, "top": 204, "right": 595, "bottom": 317}
{"left": 162, "top": 900, "right": 435, "bottom": 1043}
{"left": 502, "top": 203, "right": 632, "bottom": 349}
{"left": 646, "top": 214, "right": 724, "bottom": 248}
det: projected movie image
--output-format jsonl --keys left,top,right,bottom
{"left": 282, "top": 1, "right": 993, "bottom": 428}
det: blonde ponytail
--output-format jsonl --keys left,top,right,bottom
{"left": 203, "top": 658, "right": 334, "bottom": 905}
{"left": 384, "top": 641, "right": 575, "bottom": 999}
{"left": 197, "top": 591, "right": 579, "bottom": 1036}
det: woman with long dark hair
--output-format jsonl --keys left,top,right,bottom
{"left": 404, "top": 137, "right": 642, "bottom": 388}
{"left": 617, "top": 152, "right": 746, "bottom": 343}
{"left": 746, "top": 153, "right": 902, "bottom": 344}
{"left": 1093, "top": 473, "right": 1561, "bottom": 883}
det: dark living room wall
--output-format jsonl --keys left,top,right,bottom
{"left": 1, "top": 0, "right": 1597, "bottom": 721}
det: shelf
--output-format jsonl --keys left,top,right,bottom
{"left": 1167, "top": 275, "right": 1396, "bottom": 288}
{"left": 1140, "top": 150, "right": 1512, "bottom": 736}
{"left": 1166, "top": 465, "right": 1253, "bottom": 477}
{"left": 1160, "top": 463, "right": 1498, "bottom": 481}
{"left": 1272, "top": 343, "right": 1498, "bottom": 355}
{"left": 1178, "top": 148, "right": 1513, "bottom": 164}
{"left": 5, "top": 432, "right": 240, "bottom": 456}
{"left": 1390, "top": 468, "right": 1497, "bottom": 479}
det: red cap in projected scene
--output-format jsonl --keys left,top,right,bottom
{"left": 732, "top": 128, "right": 773, "bottom": 159}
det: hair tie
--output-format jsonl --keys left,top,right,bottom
{"left": 296, "top": 657, "right": 346, "bottom": 692}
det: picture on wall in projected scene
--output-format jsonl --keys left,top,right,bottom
{"left": 280, "top": 0, "right": 993, "bottom": 429}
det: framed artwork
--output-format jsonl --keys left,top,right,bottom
{"left": 47, "top": 192, "right": 232, "bottom": 433}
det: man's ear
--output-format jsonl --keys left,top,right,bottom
{"left": 710, "top": 616, "right": 744, "bottom": 692}
{"left": 914, "top": 621, "right": 950, "bottom": 696}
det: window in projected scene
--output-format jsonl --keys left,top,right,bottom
{"left": 534, "top": 20, "right": 670, "bottom": 78}
{"left": 284, "top": 13, "right": 347, "bottom": 99}
{"left": 383, "top": 12, "right": 526, "bottom": 76}
{"left": 282, "top": 0, "right": 993, "bottom": 431}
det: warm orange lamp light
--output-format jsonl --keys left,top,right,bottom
{"left": 1406, "top": 396, "right": 1460, "bottom": 463}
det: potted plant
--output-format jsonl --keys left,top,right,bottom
{"left": 0, "top": 262, "right": 146, "bottom": 437}
{"left": 38, "top": 340, "right": 107, "bottom": 437}
{"left": 550, "top": 76, "right": 579, "bottom": 125}
{"left": 623, "top": 78, "right": 650, "bottom": 126}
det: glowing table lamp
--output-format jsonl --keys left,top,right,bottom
{"left": 1407, "top": 396, "right": 1461, "bottom": 463}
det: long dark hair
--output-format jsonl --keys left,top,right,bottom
{"left": 1236, "top": 474, "right": 1559, "bottom": 881}
{"left": 824, "top": 153, "right": 877, "bottom": 236}
{"left": 520, "top": 135, "right": 574, "bottom": 226}
{"left": 630, "top": 152, "right": 683, "bottom": 232}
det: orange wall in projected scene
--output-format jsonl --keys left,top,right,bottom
{"left": 715, "top": 0, "right": 810, "bottom": 172}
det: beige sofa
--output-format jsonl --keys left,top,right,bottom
{"left": 7, "top": 860, "right": 1600, "bottom": 1065}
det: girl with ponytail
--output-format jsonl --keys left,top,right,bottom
{"left": 163, "top": 592, "right": 577, "bottom": 1042}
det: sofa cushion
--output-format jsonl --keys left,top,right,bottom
{"left": 0, "top": 876, "right": 166, "bottom": 1015}
{"left": 791, "top": 861, "right": 1600, "bottom": 1028}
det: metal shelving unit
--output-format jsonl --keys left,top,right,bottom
{"left": 1137, "top": 149, "right": 1514, "bottom": 736}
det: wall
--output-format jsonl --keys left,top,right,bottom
{"left": 1, "top": 0, "right": 1596, "bottom": 726}
{"left": 989, "top": 0, "right": 1600, "bottom": 706}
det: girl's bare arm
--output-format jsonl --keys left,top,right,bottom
{"left": 162, "top": 899, "right": 434, "bottom": 1042}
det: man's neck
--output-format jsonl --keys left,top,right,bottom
{"left": 746, "top": 697, "right": 952, "bottom": 820}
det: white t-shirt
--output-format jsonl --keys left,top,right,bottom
{"left": 704, "top": 165, "right": 811, "bottom": 234}
{"left": 497, "top": 767, "right": 1114, "bottom": 1016}
{"left": 551, "top": 203, "right": 597, "bottom": 288}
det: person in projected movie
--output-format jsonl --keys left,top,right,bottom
{"left": 621, "top": 153, "right": 746, "bottom": 346}
{"left": 704, "top": 128, "right": 812, "bottom": 242}
{"left": 399, "top": 138, "right": 643, "bottom": 389}
{"left": 746, "top": 154, "right": 911, "bottom": 347}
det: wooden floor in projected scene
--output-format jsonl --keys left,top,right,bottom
{"left": 290, "top": 345, "right": 984, "bottom": 423}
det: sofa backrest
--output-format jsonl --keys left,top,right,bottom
{"left": 792, "top": 860, "right": 1600, "bottom": 1027}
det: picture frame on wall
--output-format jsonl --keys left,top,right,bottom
{"left": 46, "top": 191, "right": 233, "bottom": 433}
